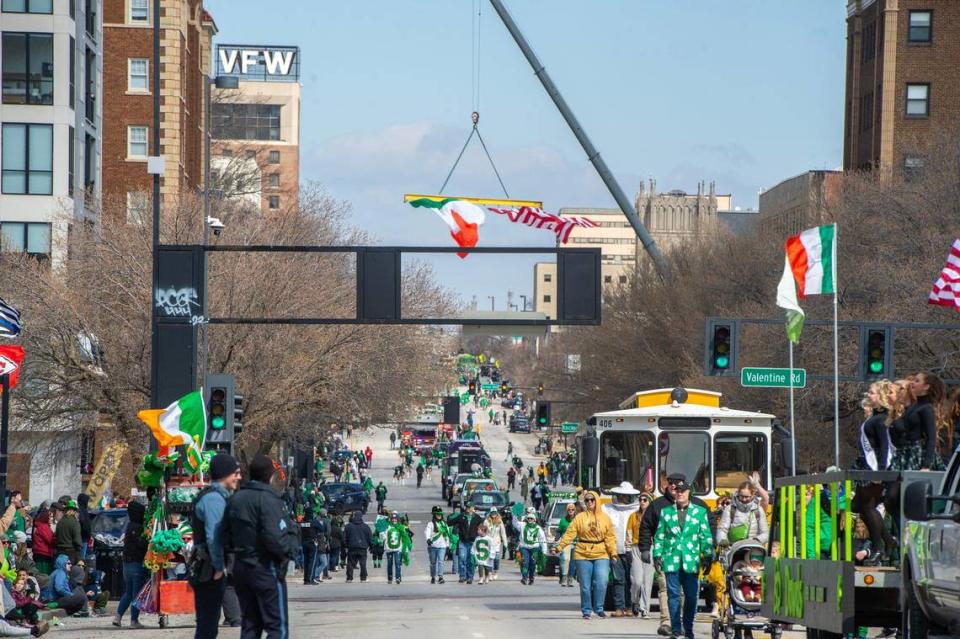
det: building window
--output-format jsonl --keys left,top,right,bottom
{"left": 603, "top": 275, "right": 612, "bottom": 284}
{"left": 0, "top": 222, "right": 51, "bottom": 257}
{"left": 1, "top": 0, "right": 53, "bottom": 13}
{"left": 1, "top": 123, "right": 53, "bottom": 195}
{"left": 268, "top": 173, "right": 280, "bottom": 188}
{"left": 268, "top": 195, "right": 280, "bottom": 209}
{"left": 245, "top": 149, "right": 256, "bottom": 159}
{"left": 85, "top": 0, "right": 97, "bottom": 38}
{"left": 129, "top": 0, "right": 149, "bottom": 22}
{"left": 905, "top": 83, "right": 929, "bottom": 117}
{"left": 268, "top": 150, "right": 280, "bottom": 164}
{"left": 69, "top": 36, "right": 75, "bottom": 110}
{"left": 543, "top": 295, "right": 551, "bottom": 303}
{"left": 619, "top": 275, "right": 627, "bottom": 284}
{"left": 860, "top": 91, "right": 874, "bottom": 131}
{"left": 127, "top": 126, "right": 148, "bottom": 159}
{"left": 861, "top": 21, "right": 876, "bottom": 61}
{"left": 84, "top": 133, "right": 95, "bottom": 190}
{"left": 543, "top": 273, "right": 552, "bottom": 282}
{"left": 904, "top": 155, "right": 925, "bottom": 181}
{"left": 1, "top": 33, "right": 54, "bottom": 105}
{"left": 84, "top": 48, "right": 96, "bottom": 123}
{"left": 212, "top": 103, "right": 281, "bottom": 141}
{"left": 126, "top": 191, "right": 149, "bottom": 224}
{"left": 221, "top": 149, "right": 234, "bottom": 158}
{"left": 128, "top": 58, "right": 148, "bottom": 92}
{"left": 67, "top": 126, "right": 74, "bottom": 197}
{"left": 908, "top": 10, "right": 931, "bottom": 43}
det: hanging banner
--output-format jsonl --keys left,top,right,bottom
{"left": 85, "top": 440, "right": 129, "bottom": 505}
{"left": 405, "top": 194, "right": 598, "bottom": 249}
{"left": 0, "top": 345, "right": 24, "bottom": 389}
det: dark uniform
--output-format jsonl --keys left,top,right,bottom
{"left": 226, "top": 478, "right": 299, "bottom": 639}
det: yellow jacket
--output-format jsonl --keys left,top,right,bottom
{"left": 626, "top": 509, "right": 642, "bottom": 547}
{"left": 556, "top": 492, "right": 618, "bottom": 560}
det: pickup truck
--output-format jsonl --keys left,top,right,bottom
{"left": 902, "top": 448, "right": 960, "bottom": 638}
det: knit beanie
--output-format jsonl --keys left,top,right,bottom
{"left": 249, "top": 454, "right": 275, "bottom": 483}
{"left": 209, "top": 453, "right": 239, "bottom": 481}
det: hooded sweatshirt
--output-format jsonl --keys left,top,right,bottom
{"left": 602, "top": 498, "right": 639, "bottom": 555}
{"left": 42, "top": 555, "right": 73, "bottom": 600}
{"left": 32, "top": 511, "right": 55, "bottom": 559}
{"left": 556, "top": 492, "right": 618, "bottom": 560}
{"left": 513, "top": 517, "right": 547, "bottom": 553}
{"left": 716, "top": 497, "right": 769, "bottom": 545}
{"left": 424, "top": 516, "right": 451, "bottom": 549}
{"left": 123, "top": 501, "right": 149, "bottom": 564}
{"left": 344, "top": 512, "right": 372, "bottom": 551}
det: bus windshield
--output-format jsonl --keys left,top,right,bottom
{"left": 714, "top": 433, "right": 767, "bottom": 493}
{"left": 658, "top": 432, "right": 710, "bottom": 494}
{"left": 599, "top": 431, "right": 655, "bottom": 491}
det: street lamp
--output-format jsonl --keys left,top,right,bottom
{"left": 202, "top": 74, "right": 239, "bottom": 386}
{"left": 487, "top": 296, "right": 495, "bottom": 311}
{"left": 519, "top": 294, "right": 528, "bottom": 311}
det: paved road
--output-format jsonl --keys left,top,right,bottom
{"left": 50, "top": 402, "right": 789, "bottom": 638}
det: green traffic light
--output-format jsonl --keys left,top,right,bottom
{"left": 869, "top": 360, "right": 883, "bottom": 374}
{"left": 538, "top": 418, "right": 546, "bottom": 424}
{"left": 212, "top": 416, "right": 226, "bottom": 429}
{"left": 715, "top": 355, "right": 730, "bottom": 369}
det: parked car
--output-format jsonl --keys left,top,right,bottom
{"left": 902, "top": 448, "right": 960, "bottom": 638}
{"left": 509, "top": 413, "right": 530, "bottom": 433}
{"left": 320, "top": 482, "right": 369, "bottom": 515}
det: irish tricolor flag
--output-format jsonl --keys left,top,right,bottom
{"left": 776, "top": 225, "right": 836, "bottom": 343}
{"left": 138, "top": 390, "right": 207, "bottom": 450}
{"left": 408, "top": 198, "right": 486, "bottom": 258}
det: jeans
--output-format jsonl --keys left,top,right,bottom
{"left": 457, "top": 542, "right": 474, "bottom": 580}
{"left": 386, "top": 551, "right": 402, "bottom": 581}
{"left": 519, "top": 547, "right": 537, "bottom": 579}
{"left": 492, "top": 555, "right": 501, "bottom": 572}
{"left": 666, "top": 570, "right": 699, "bottom": 635}
{"left": 611, "top": 553, "right": 633, "bottom": 611}
{"left": 451, "top": 547, "right": 459, "bottom": 575}
{"left": 313, "top": 550, "right": 329, "bottom": 580}
{"left": 574, "top": 558, "right": 610, "bottom": 617}
{"left": 302, "top": 541, "right": 317, "bottom": 583}
{"left": 429, "top": 546, "right": 445, "bottom": 578}
{"left": 193, "top": 577, "right": 227, "bottom": 639}
{"left": 117, "top": 562, "right": 148, "bottom": 622}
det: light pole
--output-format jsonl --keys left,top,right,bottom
{"left": 520, "top": 294, "right": 528, "bottom": 311}
{"left": 202, "top": 74, "right": 239, "bottom": 387}
{"left": 487, "top": 296, "right": 495, "bottom": 311}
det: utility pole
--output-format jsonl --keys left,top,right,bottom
{"left": 519, "top": 294, "right": 528, "bottom": 311}
{"left": 488, "top": 296, "right": 495, "bottom": 311}
{"left": 488, "top": 0, "right": 668, "bottom": 278}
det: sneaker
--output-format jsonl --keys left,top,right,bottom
{"left": 438, "top": 577, "right": 445, "bottom": 584}
{"left": 360, "top": 578, "right": 368, "bottom": 583}
{"left": 611, "top": 610, "right": 625, "bottom": 618}
{"left": 387, "top": 579, "right": 393, "bottom": 584}
{"left": 112, "top": 615, "right": 122, "bottom": 628}
{"left": 129, "top": 621, "right": 145, "bottom": 629}
{"left": 396, "top": 579, "right": 401, "bottom": 584}
{"left": 521, "top": 577, "right": 528, "bottom": 585}
{"left": 641, "top": 610, "right": 650, "bottom": 619}
{"left": 582, "top": 614, "right": 591, "bottom": 620}
{"left": 658, "top": 624, "right": 673, "bottom": 636}
{"left": 30, "top": 621, "right": 49, "bottom": 637}
{"left": 684, "top": 632, "right": 695, "bottom": 639}
{"left": 459, "top": 578, "right": 466, "bottom": 583}
{"left": 466, "top": 579, "right": 473, "bottom": 584}
{"left": 595, "top": 611, "right": 607, "bottom": 619}
{"left": 528, "top": 577, "right": 534, "bottom": 585}
{"left": 346, "top": 579, "right": 354, "bottom": 583}
{"left": 431, "top": 577, "right": 436, "bottom": 584}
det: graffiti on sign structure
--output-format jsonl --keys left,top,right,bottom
{"left": 155, "top": 287, "right": 200, "bottom": 317}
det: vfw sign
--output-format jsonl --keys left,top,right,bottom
{"left": 217, "top": 45, "right": 299, "bottom": 81}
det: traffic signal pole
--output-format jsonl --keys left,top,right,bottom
{"left": 487, "top": 0, "right": 669, "bottom": 279}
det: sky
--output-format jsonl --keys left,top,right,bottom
{"left": 206, "top": 0, "right": 847, "bottom": 311}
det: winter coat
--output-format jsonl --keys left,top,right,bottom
{"left": 424, "top": 518, "right": 451, "bottom": 549}
{"left": 344, "top": 512, "right": 373, "bottom": 550}
{"left": 556, "top": 492, "right": 617, "bottom": 560}
{"left": 328, "top": 519, "right": 344, "bottom": 549}
{"left": 32, "top": 512, "right": 55, "bottom": 559}
{"left": 226, "top": 480, "right": 300, "bottom": 567}
{"left": 42, "top": 555, "right": 73, "bottom": 600}
{"left": 54, "top": 513, "right": 83, "bottom": 559}
{"left": 122, "top": 501, "right": 149, "bottom": 564}
{"left": 484, "top": 519, "right": 508, "bottom": 555}
{"left": 652, "top": 502, "right": 713, "bottom": 574}
{"left": 77, "top": 494, "right": 92, "bottom": 543}
{"left": 716, "top": 499, "right": 769, "bottom": 546}
{"left": 602, "top": 501, "right": 639, "bottom": 555}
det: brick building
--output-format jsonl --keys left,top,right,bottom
{"left": 843, "top": 0, "right": 960, "bottom": 180}
{"left": 101, "top": 0, "right": 216, "bottom": 222}
{"left": 758, "top": 170, "right": 842, "bottom": 236}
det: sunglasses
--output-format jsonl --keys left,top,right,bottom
{"left": 640, "top": 497, "right": 649, "bottom": 502}
{"left": 584, "top": 497, "right": 596, "bottom": 502}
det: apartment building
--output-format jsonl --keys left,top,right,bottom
{"left": 1, "top": 0, "right": 102, "bottom": 266}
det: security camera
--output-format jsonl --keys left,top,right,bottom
{"left": 206, "top": 216, "right": 225, "bottom": 236}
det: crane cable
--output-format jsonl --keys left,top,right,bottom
{"left": 439, "top": 0, "right": 510, "bottom": 199}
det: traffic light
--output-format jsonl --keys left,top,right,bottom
{"left": 861, "top": 327, "right": 891, "bottom": 380}
{"left": 537, "top": 382, "right": 544, "bottom": 395}
{"left": 705, "top": 319, "right": 737, "bottom": 376}
{"left": 205, "top": 374, "right": 236, "bottom": 451}
{"left": 468, "top": 380, "right": 476, "bottom": 395}
{"left": 500, "top": 382, "right": 509, "bottom": 394}
{"left": 536, "top": 401, "right": 551, "bottom": 427}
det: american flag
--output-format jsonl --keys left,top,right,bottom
{"left": 928, "top": 238, "right": 960, "bottom": 312}
{"left": 0, "top": 297, "right": 21, "bottom": 338}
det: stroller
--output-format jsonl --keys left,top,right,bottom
{"left": 711, "top": 540, "right": 782, "bottom": 639}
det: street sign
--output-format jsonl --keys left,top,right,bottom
{"left": 561, "top": 422, "right": 578, "bottom": 434}
{"left": 480, "top": 383, "right": 498, "bottom": 391}
{"left": 740, "top": 367, "right": 806, "bottom": 388}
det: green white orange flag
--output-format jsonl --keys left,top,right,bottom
{"left": 776, "top": 224, "right": 837, "bottom": 343}
{"left": 408, "top": 198, "right": 486, "bottom": 258}
{"left": 138, "top": 390, "right": 207, "bottom": 450}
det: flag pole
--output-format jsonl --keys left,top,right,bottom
{"left": 789, "top": 340, "right": 797, "bottom": 476}
{"left": 832, "top": 224, "right": 840, "bottom": 468}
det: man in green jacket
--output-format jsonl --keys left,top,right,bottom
{"left": 54, "top": 500, "right": 83, "bottom": 563}
{"left": 653, "top": 482, "right": 713, "bottom": 639}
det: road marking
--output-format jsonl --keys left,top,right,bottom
{"left": 471, "top": 633, "right": 484, "bottom": 638}
{"left": 459, "top": 615, "right": 470, "bottom": 621}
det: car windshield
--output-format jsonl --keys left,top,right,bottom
{"left": 658, "top": 431, "right": 710, "bottom": 494}
{"left": 599, "top": 431, "right": 655, "bottom": 491}
{"left": 547, "top": 501, "right": 572, "bottom": 520}
{"left": 470, "top": 492, "right": 506, "bottom": 508}
{"left": 454, "top": 474, "right": 473, "bottom": 486}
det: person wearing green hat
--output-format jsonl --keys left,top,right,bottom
{"left": 53, "top": 501, "right": 82, "bottom": 564}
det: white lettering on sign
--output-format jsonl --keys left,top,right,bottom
{"left": 155, "top": 287, "right": 200, "bottom": 317}
{"left": 218, "top": 47, "right": 298, "bottom": 77}
{"left": 0, "top": 355, "right": 19, "bottom": 376}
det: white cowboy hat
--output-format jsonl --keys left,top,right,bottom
{"left": 610, "top": 481, "right": 641, "bottom": 496}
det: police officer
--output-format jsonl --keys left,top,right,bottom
{"left": 226, "top": 455, "right": 300, "bottom": 638}
{"left": 192, "top": 453, "right": 241, "bottom": 639}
